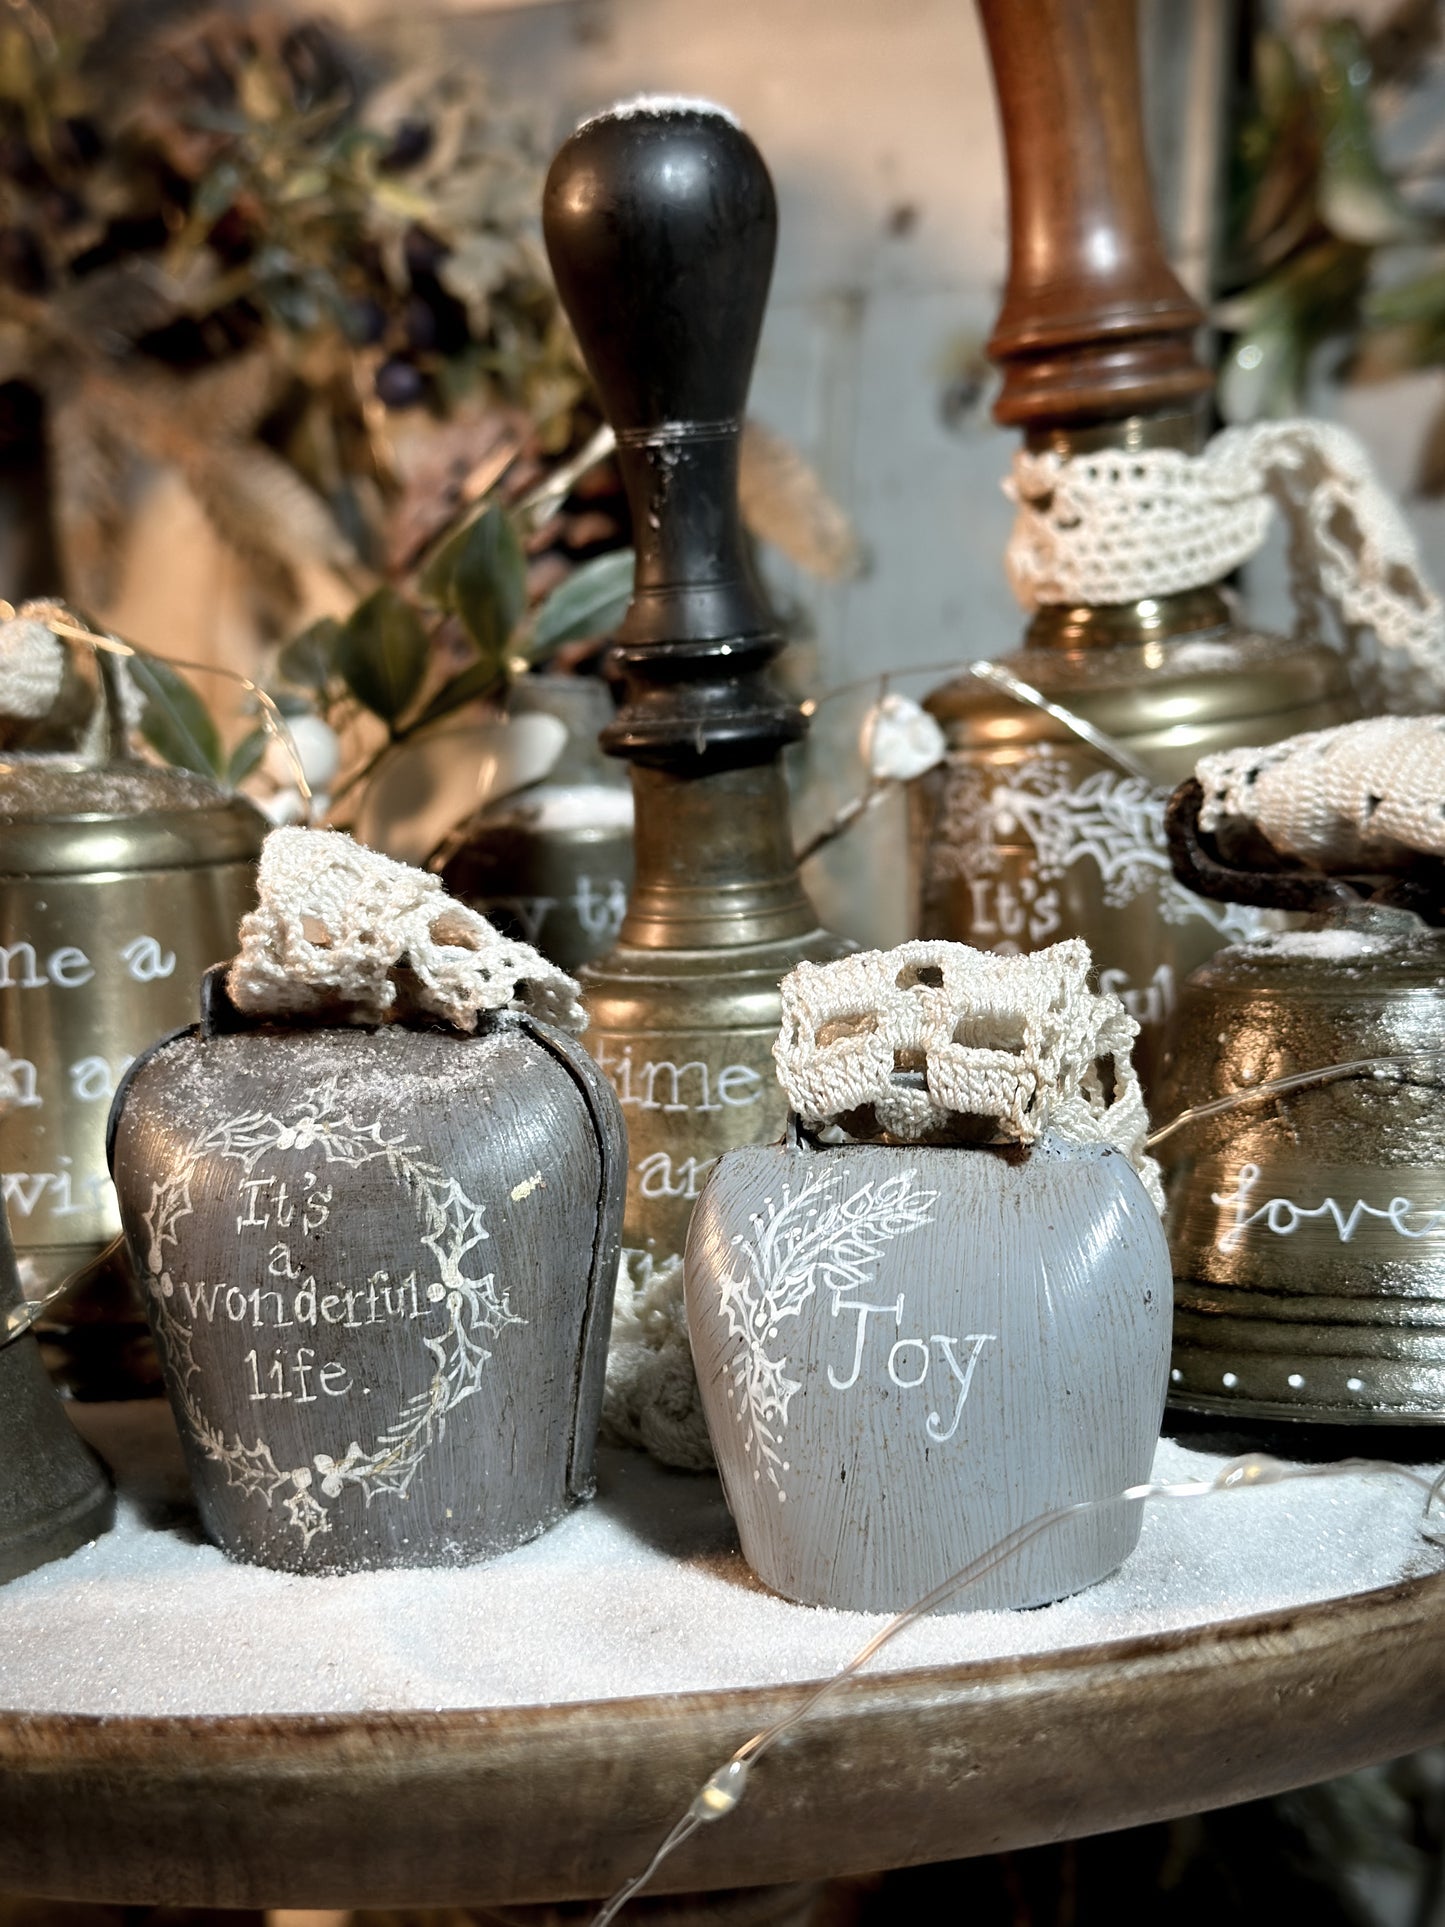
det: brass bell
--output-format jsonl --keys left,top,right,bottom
{"left": 913, "top": 0, "right": 1356, "bottom": 1092}
{"left": 1158, "top": 776, "right": 1445, "bottom": 1426}
{"left": 0, "top": 646, "right": 265, "bottom": 1394}
{"left": 432, "top": 674, "right": 634, "bottom": 972}
{"left": 0, "top": 1191, "right": 113, "bottom": 1584}
{"left": 542, "top": 104, "right": 846, "bottom": 1266}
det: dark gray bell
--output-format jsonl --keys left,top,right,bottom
{"left": 0, "top": 1207, "right": 114, "bottom": 1584}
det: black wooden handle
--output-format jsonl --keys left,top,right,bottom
{"left": 543, "top": 102, "right": 803, "bottom": 765}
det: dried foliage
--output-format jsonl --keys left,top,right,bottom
{"left": 0, "top": 0, "right": 581, "bottom": 617}
{"left": 1222, "top": 2, "right": 1445, "bottom": 493}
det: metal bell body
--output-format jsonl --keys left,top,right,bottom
{"left": 1160, "top": 909, "right": 1445, "bottom": 1425}
{"left": 436, "top": 676, "right": 633, "bottom": 973}
{"left": 0, "top": 1205, "right": 113, "bottom": 1585}
{"left": 579, "top": 759, "right": 846, "bottom": 1264}
{"left": 0, "top": 758, "right": 263, "bottom": 1318}
{"left": 916, "top": 597, "right": 1356, "bottom": 1092}
{"left": 686, "top": 1131, "right": 1171, "bottom": 1612}
{"left": 107, "top": 1002, "right": 625, "bottom": 1573}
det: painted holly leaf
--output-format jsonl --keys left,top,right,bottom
{"left": 719, "top": 1166, "right": 937, "bottom": 1494}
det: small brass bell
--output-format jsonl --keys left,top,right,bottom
{"left": 432, "top": 674, "right": 634, "bottom": 972}
{"left": 0, "top": 1166, "right": 113, "bottom": 1583}
{"left": 1159, "top": 763, "right": 1445, "bottom": 1426}
{"left": 0, "top": 643, "right": 265, "bottom": 1394}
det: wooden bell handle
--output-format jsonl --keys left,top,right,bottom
{"left": 977, "top": 0, "right": 1213, "bottom": 430}
{"left": 542, "top": 104, "right": 803, "bottom": 763}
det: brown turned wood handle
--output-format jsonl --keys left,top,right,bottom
{"left": 977, "top": 0, "right": 1213, "bottom": 429}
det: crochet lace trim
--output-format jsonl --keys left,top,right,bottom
{"left": 1196, "top": 714, "right": 1445, "bottom": 872}
{"left": 1006, "top": 419, "right": 1444, "bottom": 710}
{"left": 227, "top": 827, "right": 585, "bottom": 1035}
{"left": 773, "top": 938, "right": 1164, "bottom": 1213}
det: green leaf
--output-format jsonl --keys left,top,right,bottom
{"left": 196, "top": 161, "right": 243, "bottom": 226}
{"left": 334, "top": 588, "right": 429, "bottom": 724}
{"left": 449, "top": 504, "right": 528, "bottom": 660}
{"left": 417, "top": 519, "right": 472, "bottom": 608}
{"left": 411, "top": 658, "right": 507, "bottom": 730}
{"left": 227, "top": 725, "right": 270, "bottom": 787}
{"left": 129, "top": 655, "right": 224, "bottom": 779}
{"left": 531, "top": 548, "right": 635, "bottom": 658}
{"left": 1314, "top": 19, "right": 1421, "bottom": 246}
{"left": 278, "top": 617, "right": 341, "bottom": 693}
{"left": 1366, "top": 262, "right": 1445, "bottom": 328}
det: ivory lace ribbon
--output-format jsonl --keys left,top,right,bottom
{"left": 774, "top": 938, "right": 1164, "bottom": 1213}
{"left": 0, "top": 616, "right": 65, "bottom": 720}
{"left": 1197, "top": 713, "right": 1445, "bottom": 872}
{"left": 1006, "top": 419, "right": 1445, "bottom": 710}
{"left": 228, "top": 827, "right": 585, "bottom": 1034}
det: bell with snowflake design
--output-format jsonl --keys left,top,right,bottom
{"left": 684, "top": 939, "right": 1171, "bottom": 1612}
{"left": 106, "top": 829, "right": 624, "bottom": 1574}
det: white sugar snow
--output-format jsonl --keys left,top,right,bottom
{"left": 0, "top": 1404, "right": 1439, "bottom": 1718}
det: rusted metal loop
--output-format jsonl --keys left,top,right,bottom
{"left": 1166, "top": 777, "right": 1445, "bottom": 924}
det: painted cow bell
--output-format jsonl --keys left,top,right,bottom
{"left": 685, "top": 941, "right": 1172, "bottom": 1612}
{"left": 1160, "top": 774, "right": 1445, "bottom": 1425}
{"left": 107, "top": 829, "right": 625, "bottom": 1572}
{"left": 1, "top": 730, "right": 263, "bottom": 1396}
{"left": 433, "top": 674, "right": 633, "bottom": 972}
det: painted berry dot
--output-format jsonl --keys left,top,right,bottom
{"left": 1347, "top": 1377, "right": 1364, "bottom": 1392}
{"left": 1222, "top": 1371, "right": 1239, "bottom": 1389}
{"left": 1170, "top": 1368, "right": 1182, "bottom": 1383}
{"left": 427, "top": 1282, "right": 446, "bottom": 1303}
{"left": 1287, "top": 1373, "right": 1304, "bottom": 1389}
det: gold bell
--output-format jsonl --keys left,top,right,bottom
{"left": 913, "top": 0, "right": 1356, "bottom": 1093}
{"left": 0, "top": 649, "right": 264, "bottom": 1394}
{"left": 1159, "top": 776, "right": 1445, "bottom": 1426}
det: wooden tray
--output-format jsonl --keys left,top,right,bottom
{"left": 3, "top": 1563, "right": 1445, "bottom": 1910}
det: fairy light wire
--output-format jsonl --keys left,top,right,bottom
{"left": 1146, "top": 1049, "right": 1445, "bottom": 1150}
{"left": 4, "top": 601, "right": 313, "bottom": 808}
{"left": 589, "top": 1456, "right": 1445, "bottom": 1926}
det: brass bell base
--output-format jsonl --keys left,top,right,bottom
{"left": 1170, "top": 1301, "right": 1445, "bottom": 1427}
{"left": 582, "top": 926, "right": 848, "bottom": 1262}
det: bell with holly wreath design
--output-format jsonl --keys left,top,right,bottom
{"left": 107, "top": 829, "right": 625, "bottom": 1573}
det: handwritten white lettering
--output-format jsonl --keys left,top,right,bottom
{"left": 1214, "top": 1162, "right": 1445, "bottom": 1250}
{"left": 120, "top": 936, "right": 176, "bottom": 981}
{"left": 637, "top": 1150, "right": 713, "bottom": 1199}
{"left": 826, "top": 1290, "right": 996, "bottom": 1440}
